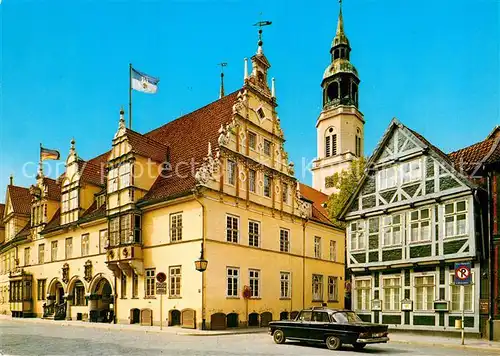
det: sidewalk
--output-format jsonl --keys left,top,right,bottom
{"left": 1, "top": 315, "right": 500, "bottom": 352}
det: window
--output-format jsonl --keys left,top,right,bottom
{"left": 383, "top": 277, "right": 401, "bottom": 311}
{"left": 401, "top": 159, "right": 421, "bottom": 184}
{"left": 74, "top": 281, "right": 86, "bottom": 306}
{"left": 314, "top": 236, "right": 322, "bottom": 258}
{"left": 248, "top": 221, "right": 260, "bottom": 247}
{"left": 249, "top": 169, "right": 256, "bottom": 193}
{"left": 99, "top": 229, "right": 108, "bottom": 253}
{"left": 61, "top": 192, "right": 69, "bottom": 213}
{"left": 382, "top": 214, "right": 402, "bottom": 246}
{"left": 145, "top": 268, "right": 156, "bottom": 297}
{"left": 226, "top": 267, "right": 239, "bottom": 297}
{"left": 377, "top": 166, "right": 397, "bottom": 190}
{"left": 38, "top": 244, "right": 45, "bottom": 264}
{"left": 248, "top": 131, "right": 257, "bottom": 150}
{"left": 312, "top": 274, "right": 323, "bottom": 301}
{"left": 329, "top": 240, "right": 337, "bottom": 261}
{"left": 37, "top": 279, "right": 46, "bottom": 301}
{"left": 409, "top": 208, "right": 431, "bottom": 243}
{"left": 355, "top": 134, "right": 361, "bottom": 157}
{"left": 350, "top": 221, "right": 365, "bottom": 250}
{"left": 132, "top": 272, "right": 139, "bottom": 298}
{"left": 328, "top": 276, "right": 338, "bottom": 301}
{"left": 169, "top": 266, "right": 181, "bottom": 297}
{"left": 257, "top": 107, "right": 266, "bottom": 120}
{"left": 450, "top": 273, "right": 473, "bottom": 312}
{"left": 108, "top": 167, "right": 118, "bottom": 193}
{"left": 325, "top": 135, "right": 331, "bottom": 157}
{"left": 119, "top": 163, "right": 131, "bottom": 189}
{"left": 51, "top": 241, "right": 58, "bottom": 262}
{"left": 282, "top": 183, "right": 288, "bottom": 203}
{"left": 444, "top": 200, "right": 467, "bottom": 238}
{"left": 133, "top": 215, "right": 141, "bottom": 243}
{"left": 355, "top": 278, "right": 371, "bottom": 311}
{"left": 312, "top": 311, "right": 330, "bottom": 322}
{"left": 81, "top": 234, "right": 89, "bottom": 256}
{"left": 280, "top": 228, "right": 290, "bottom": 252}
{"left": 110, "top": 217, "right": 119, "bottom": 246}
{"left": 332, "top": 134, "right": 337, "bottom": 156}
{"left": 69, "top": 189, "right": 78, "bottom": 211}
{"left": 249, "top": 269, "right": 260, "bottom": 298}
{"left": 65, "top": 237, "right": 73, "bottom": 259}
{"left": 226, "top": 215, "right": 239, "bottom": 243}
{"left": 24, "top": 247, "right": 30, "bottom": 266}
{"left": 280, "top": 272, "right": 290, "bottom": 299}
{"left": 297, "top": 310, "right": 312, "bottom": 322}
{"left": 170, "top": 213, "right": 183, "bottom": 242}
{"left": 325, "top": 129, "right": 337, "bottom": 157}
{"left": 414, "top": 275, "right": 435, "bottom": 311}
{"left": 121, "top": 273, "right": 127, "bottom": 298}
{"left": 227, "top": 160, "right": 236, "bottom": 185}
{"left": 263, "top": 174, "right": 271, "bottom": 197}
{"left": 120, "top": 214, "right": 131, "bottom": 244}
{"left": 263, "top": 139, "right": 272, "bottom": 156}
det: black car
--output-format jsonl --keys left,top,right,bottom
{"left": 268, "top": 308, "right": 389, "bottom": 351}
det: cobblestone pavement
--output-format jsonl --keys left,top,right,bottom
{"left": 0, "top": 320, "right": 495, "bottom": 355}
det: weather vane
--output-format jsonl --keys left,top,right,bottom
{"left": 253, "top": 20, "right": 272, "bottom": 44}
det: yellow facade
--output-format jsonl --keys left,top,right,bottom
{"left": 0, "top": 37, "right": 345, "bottom": 329}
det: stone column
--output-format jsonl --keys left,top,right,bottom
{"left": 65, "top": 294, "right": 72, "bottom": 320}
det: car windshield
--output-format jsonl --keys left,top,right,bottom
{"left": 332, "top": 311, "right": 363, "bottom": 323}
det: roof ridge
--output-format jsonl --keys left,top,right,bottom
{"left": 448, "top": 136, "right": 496, "bottom": 156}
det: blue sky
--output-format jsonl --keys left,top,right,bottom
{"left": 0, "top": 0, "right": 498, "bottom": 201}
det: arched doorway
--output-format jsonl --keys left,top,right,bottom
{"left": 280, "top": 311, "right": 289, "bottom": 320}
{"left": 210, "top": 313, "right": 226, "bottom": 330}
{"left": 260, "top": 312, "right": 272, "bottom": 327}
{"left": 170, "top": 309, "right": 181, "bottom": 326}
{"left": 43, "top": 279, "right": 66, "bottom": 319}
{"left": 130, "top": 308, "right": 140, "bottom": 324}
{"left": 227, "top": 313, "right": 238, "bottom": 328}
{"left": 88, "top": 276, "right": 113, "bottom": 323}
{"left": 248, "top": 312, "right": 259, "bottom": 327}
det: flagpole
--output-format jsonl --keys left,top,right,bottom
{"left": 129, "top": 63, "right": 132, "bottom": 129}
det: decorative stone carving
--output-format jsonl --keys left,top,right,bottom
{"left": 288, "top": 162, "right": 295, "bottom": 176}
{"left": 62, "top": 263, "right": 69, "bottom": 284}
{"left": 217, "top": 117, "right": 239, "bottom": 147}
{"left": 295, "top": 188, "right": 310, "bottom": 219}
{"left": 195, "top": 142, "right": 221, "bottom": 185}
{"left": 84, "top": 260, "right": 92, "bottom": 282}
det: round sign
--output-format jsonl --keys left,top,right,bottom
{"left": 455, "top": 265, "right": 471, "bottom": 280}
{"left": 156, "top": 272, "right": 167, "bottom": 283}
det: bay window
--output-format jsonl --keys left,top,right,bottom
{"left": 444, "top": 200, "right": 467, "bottom": 238}
{"left": 107, "top": 167, "right": 118, "bottom": 193}
{"left": 119, "top": 163, "right": 131, "bottom": 188}
{"left": 109, "top": 214, "right": 141, "bottom": 247}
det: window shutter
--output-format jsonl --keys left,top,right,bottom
{"left": 325, "top": 136, "right": 331, "bottom": 157}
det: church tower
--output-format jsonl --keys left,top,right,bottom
{"left": 311, "top": 2, "right": 364, "bottom": 195}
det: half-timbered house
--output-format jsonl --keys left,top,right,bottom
{"left": 339, "top": 118, "right": 488, "bottom": 334}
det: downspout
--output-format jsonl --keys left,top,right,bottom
{"left": 302, "top": 219, "right": 307, "bottom": 310}
{"left": 193, "top": 189, "right": 206, "bottom": 330}
{"left": 113, "top": 274, "right": 117, "bottom": 324}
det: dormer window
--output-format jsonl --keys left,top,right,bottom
{"left": 108, "top": 162, "right": 131, "bottom": 193}
{"left": 119, "top": 163, "right": 131, "bottom": 188}
{"left": 257, "top": 107, "right": 266, "bottom": 120}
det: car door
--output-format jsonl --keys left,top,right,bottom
{"left": 309, "top": 311, "right": 331, "bottom": 341}
{"left": 288, "top": 310, "right": 312, "bottom": 339}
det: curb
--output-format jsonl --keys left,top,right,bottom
{"left": 391, "top": 339, "right": 500, "bottom": 353}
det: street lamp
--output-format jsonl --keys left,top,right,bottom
{"left": 194, "top": 241, "right": 208, "bottom": 330}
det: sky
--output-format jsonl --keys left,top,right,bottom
{"left": 0, "top": 0, "right": 498, "bottom": 201}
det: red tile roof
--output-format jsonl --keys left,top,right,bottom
{"left": 7, "top": 185, "right": 31, "bottom": 216}
{"left": 43, "top": 177, "right": 61, "bottom": 201}
{"left": 0, "top": 204, "right": 5, "bottom": 227}
{"left": 77, "top": 159, "right": 106, "bottom": 187}
{"left": 125, "top": 128, "right": 170, "bottom": 163}
{"left": 43, "top": 208, "right": 61, "bottom": 233}
{"left": 139, "top": 90, "right": 240, "bottom": 203}
{"left": 298, "top": 183, "right": 332, "bottom": 225}
{"left": 449, "top": 135, "right": 500, "bottom": 176}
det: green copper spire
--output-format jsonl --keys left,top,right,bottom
{"left": 332, "top": 0, "right": 349, "bottom": 47}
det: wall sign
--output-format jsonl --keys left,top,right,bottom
{"left": 371, "top": 299, "right": 382, "bottom": 311}
{"left": 401, "top": 298, "right": 413, "bottom": 311}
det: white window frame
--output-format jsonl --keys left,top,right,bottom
{"left": 449, "top": 272, "right": 474, "bottom": 312}
{"left": 170, "top": 212, "right": 183, "bottom": 242}
{"left": 226, "top": 267, "right": 240, "bottom": 298}
{"left": 226, "top": 159, "right": 236, "bottom": 186}
{"left": 413, "top": 274, "right": 436, "bottom": 311}
{"left": 51, "top": 241, "right": 58, "bottom": 262}
{"left": 443, "top": 200, "right": 468, "bottom": 238}
{"left": 169, "top": 266, "right": 182, "bottom": 298}
{"left": 145, "top": 268, "right": 156, "bottom": 297}
{"left": 377, "top": 166, "right": 397, "bottom": 191}
{"left": 226, "top": 215, "right": 239, "bottom": 243}
{"left": 108, "top": 167, "right": 118, "bottom": 193}
{"left": 249, "top": 269, "right": 260, "bottom": 298}
{"left": 248, "top": 220, "right": 260, "bottom": 248}
{"left": 401, "top": 158, "right": 422, "bottom": 185}
{"left": 382, "top": 275, "right": 402, "bottom": 311}
{"left": 312, "top": 274, "right": 324, "bottom": 301}
{"left": 280, "top": 271, "right": 291, "bottom": 299}
{"left": 382, "top": 214, "right": 402, "bottom": 247}
{"left": 263, "top": 174, "right": 271, "bottom": 198}
{"left": 69, "top": 189, "right": 78, "bottom": 211}
{"left": 38, "top": 244, "right": 45, "bottom": 264}
{"left": 280, "top": 228, "right": 290, "bottom": 252}
{"left": 328, "top": 276, "right": 338, "bottom": 301}
{"left": 409, "top": 207, "right": 431, "bottom": 243}
{"left": 119, "top": 163, "right": 131, "bottom": 189}
{"left": 81, "top": 234, "right": 89, "bottom": 257}
{"left": 354, "top": 277, "right": 372, "bottom": 312}
{"left": 61, "top": 191, "right": 69, "bottom": 213}
{"left": 349, "top": 221, "right": 365, "bottom": 251}
{"left": 329, "top": 240, "right": 337, "bottom": 261}
{"left": 314, "top": 236, "right": 322, "bottom": 259}
{"left": 65, "top": 237, "right": 73, "bottom": 259}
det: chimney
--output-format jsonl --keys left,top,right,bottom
{"left": 9, "top": 174, "right": 13, "bottom": 186}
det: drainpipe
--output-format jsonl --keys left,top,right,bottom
{"left": 113, "top": 274, "right": 117, "bottom": 324}
{"left": 487, "top": 171, "right": 494, "bottom": 341}
{"left": 193, "top": 189, "right": 206, "bottom": 330}
{"left": 302, "top": 220, "right": 307, "bottom": 309}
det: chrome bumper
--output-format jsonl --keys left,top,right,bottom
{"left": 356, "top": 337, "right": 389, "bottom": 344}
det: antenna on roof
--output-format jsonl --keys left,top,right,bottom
{"left": 218, "top": 62, "right": 227, "bottom": 99}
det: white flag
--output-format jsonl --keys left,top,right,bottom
{"left": 131, "top": 68, "right": 159, "bottom": 94}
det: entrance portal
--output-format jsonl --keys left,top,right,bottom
{"left": 89, "top": 277, "right": 113, "bottom": 323}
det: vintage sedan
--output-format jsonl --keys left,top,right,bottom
{"left": 268, "top": 308, "right": 389, "bottom": 351}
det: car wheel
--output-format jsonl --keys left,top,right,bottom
{"left": 273, "top": 329, "right": 286, "bottom": 344}
{"left": 325, "top": 335, "right": 342, "bottom": 350}
{"left": 353, "top": 342, "right": 366, "bottom": 350}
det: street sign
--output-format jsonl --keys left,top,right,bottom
{"left": 156, "top": 282, "right": 167, "bottom": 295}
{"left": 454, "top": 262, "right": 472, "bottom": 285}
{"left": 156, "top": 272, "right": 167, "bottom": 283}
